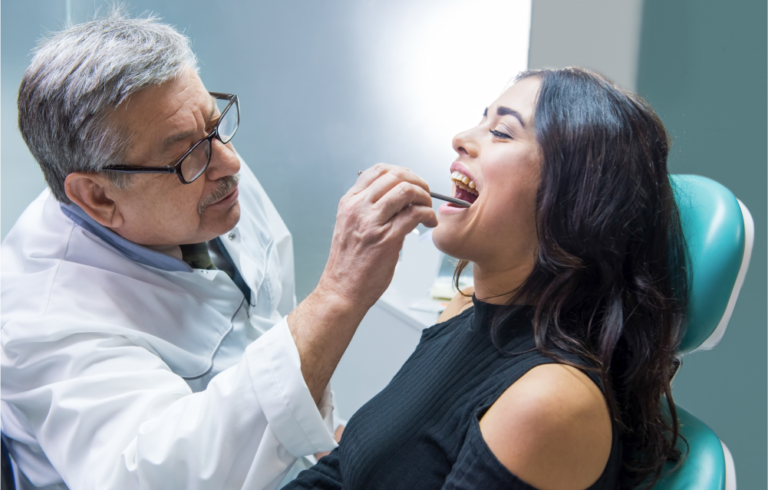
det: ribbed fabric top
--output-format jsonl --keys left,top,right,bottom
{"left": 287, "top": 297, "right": 622, "bottom": 489}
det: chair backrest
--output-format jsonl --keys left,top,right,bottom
{"left": 651, "top": 175, "right": 752, "bottom": 490}
{"left": 671, "top": 175, "right": 754, "bottom": 354}
{"left": 655, "top": 405, "right": 728, "bottom": 489}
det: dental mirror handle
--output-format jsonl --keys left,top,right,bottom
{"left": 357, "top": 171, "right": 472, "bottom": 208}
{"left": 429, "top": 192, "right": 471, "bottom": 208}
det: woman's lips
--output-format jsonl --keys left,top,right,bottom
{"left": 449, "top": 163, "right": 480, "bottom": 204}
{"left": 438, "top": 201, "right": 466, "bottom": 215}
{"left": 438, "top": 183, "right": 473, "bottom": 215}
{"left": 449, "top": 162, "right": 477, "bottom": 186}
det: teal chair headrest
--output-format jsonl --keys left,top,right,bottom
{"left": 671, "top": 175, "right": 754, "bottom": 354}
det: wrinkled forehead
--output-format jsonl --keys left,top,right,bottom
{"left": 110, "top": 66, "right": 215, "bottom": 163}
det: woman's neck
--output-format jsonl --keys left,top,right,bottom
{"left": 472, "top": 258, "right": 535, "bottom": 305}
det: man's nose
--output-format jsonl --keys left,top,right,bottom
{"left": 452, "top": 128, "right": 479, "bottom": 158}
{"left": 206, "top": 139, "right": 241, "bottom": 180}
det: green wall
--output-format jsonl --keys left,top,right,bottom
{"left": 637, "top": 1, "right": 766, "bottom": 487}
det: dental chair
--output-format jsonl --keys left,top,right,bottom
{"left": 651, "top": 175, "right": 754, "bottom": 489}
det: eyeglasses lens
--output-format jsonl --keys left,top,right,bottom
{"left": 216, "top": 98, "right": 239, "bottom": 143}
{"left": 178, "top": 96, "right": 238, "bottom": 183}
{"left": 181, "top": 140, "right": 211, "bottom": 183}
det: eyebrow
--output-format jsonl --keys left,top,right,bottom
{"left": 497, "top": 106, "right": 526, "bottom": 128}
{"left": 161, "top": 96, "right": 218, "bottom": 151}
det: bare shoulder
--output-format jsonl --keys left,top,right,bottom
{"left": 436, "top": 287, "right": 475, "bottom": 323}
{"left": 479, "top": 364, "right": 613, "bottom": 490}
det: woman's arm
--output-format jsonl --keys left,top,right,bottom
{"left": 284, "top": 447, "right": 344, "bottom": 489}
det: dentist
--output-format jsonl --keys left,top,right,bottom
{"left": 1, "top": 13, "right": 436, "bottom": 490}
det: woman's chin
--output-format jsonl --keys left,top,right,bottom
{"left": 431, "top": 221, "right": 470, "bottom": 260}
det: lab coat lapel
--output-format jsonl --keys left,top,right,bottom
{"left": 217, "top": 167, "right": 275, "bottom": 308}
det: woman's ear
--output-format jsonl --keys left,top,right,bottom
{"left": 64, "top": 173, "right": 123, "bottom": 229}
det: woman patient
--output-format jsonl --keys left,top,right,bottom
{"left": 287, "top": 67, "right": 688, "bottom": 490}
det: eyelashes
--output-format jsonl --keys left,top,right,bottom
{"left": 483, "top": 108, "right": 513, "bottom": 139}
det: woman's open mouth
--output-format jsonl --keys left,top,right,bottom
{"left": 450, "top": 171, "right": 479, "bottom": 206}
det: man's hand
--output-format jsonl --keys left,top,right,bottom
{"left": 320, "top": 164, "right": 438, "bottom": 309}
{"left": 288, "top": 164, "right": 437, "bottom": 403}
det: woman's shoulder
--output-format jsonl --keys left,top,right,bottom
{"left": 416, "top": 288, "right": 476, "bottom": 344}
{"left": 436, "top": 287, "right": 475, "bottom": 324}
{"left": 479, "top": 363, "right": 613, "bottom": 490}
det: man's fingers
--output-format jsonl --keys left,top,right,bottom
{"left": 347, "top": 163, "right": 391, "bottom": 196}
{"left": 360, "top": 165, "right": 430, "bottom": 205}
{"left": 320, "top": 165, "right": 438, "bottom": 314}
{"left": 386, "top": 203, "right": 439, "bottom": 240}
{"left": 367, "top": 169, "right": 429, "bottom": 205}
{"left": 373, "top": 182, "right": 433, "bottom": 224}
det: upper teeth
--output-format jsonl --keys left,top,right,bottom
{"left": 451, "top": 171, "right": 478, "bottom": 193}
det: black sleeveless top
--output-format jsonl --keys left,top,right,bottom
{"left": 287, "top": 297, "right": 622, "bottom": 489}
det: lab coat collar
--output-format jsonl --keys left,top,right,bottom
{"left": 57, "top": 156, "right": 273, "bottom": 305}
{"left": 60, "top": 202, "right": 193, "bottom": 273}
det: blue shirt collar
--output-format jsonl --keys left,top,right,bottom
{"left": 60, "top": 202, "right": 192, "bottom": 272}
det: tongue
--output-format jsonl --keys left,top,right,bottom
{"left": 455, "top": 187, "right": 478, "bottom": 204}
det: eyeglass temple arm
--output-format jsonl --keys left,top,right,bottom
{"left": 102, "top": 166, "right": 178, "bottom": 174}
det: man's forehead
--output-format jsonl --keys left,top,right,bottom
{"left": 160, "top": 95, "right": 217, "bottom": 151}
{"left": 114, "top": 68, "right": 214, "bottom": 163}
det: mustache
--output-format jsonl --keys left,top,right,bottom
{"left": 198, "top": 174, "right": 240, "bottom": 214}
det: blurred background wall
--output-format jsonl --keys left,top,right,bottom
{"left": 2, "top": 0, "right": 765, "bottom": 487}
{"left": 529, "top": 0, "right": 644, "bottom": 90}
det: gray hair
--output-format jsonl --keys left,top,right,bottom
{"left": 17, "top": 10, "right": 198, "bottom": 203}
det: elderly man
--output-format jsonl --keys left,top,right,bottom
{"left": 1, "top": 14, "right": 436, "bottom": 490}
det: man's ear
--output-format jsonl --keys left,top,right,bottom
{"left": 64, "top": 173, "right": 124, "bottom": 229}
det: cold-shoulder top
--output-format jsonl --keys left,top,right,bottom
{"left": 286, "top": 297, "right": 622, "bottom": 489}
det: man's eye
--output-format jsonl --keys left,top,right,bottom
{"left": 489, "top": 129, "right": 512, "bottom": 139}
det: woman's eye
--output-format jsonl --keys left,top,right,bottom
{"left": 489, "top": 129, "right": 512, "bottom": 139}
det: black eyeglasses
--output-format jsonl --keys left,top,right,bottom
{"left": 103, "top": 92, "right": 240, "bottom": 184}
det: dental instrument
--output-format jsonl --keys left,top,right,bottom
{"left": 357, "top": 171, "right": 472, "bottom": 208}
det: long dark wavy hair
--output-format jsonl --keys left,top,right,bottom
{"left": 454, "top": 67, "right": 689, "bottom": 488}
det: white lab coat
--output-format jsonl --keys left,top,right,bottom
{"left": 1, "top": 163, "right": 337, "bottom": 490}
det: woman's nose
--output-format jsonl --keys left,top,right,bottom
{"left": 206, "top": 139, "right": 241, "bottom": 180}
{"left": 452, "top": 128, "right": 479, "bottom": 158}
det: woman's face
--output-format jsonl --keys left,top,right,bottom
{"left": 432, "top": 76, "right": 542, "bottom": 276}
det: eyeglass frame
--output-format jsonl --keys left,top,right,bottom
{"left": 101, "top": 92, "right": 239, "bottom": 184}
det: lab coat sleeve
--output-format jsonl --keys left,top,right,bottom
{"left": 1, "top": 318, "right": 337, "bottom": 490}
{"left": 273, "top": 225, "right": 298, "bottom": 317}
{"left": 238, "top": 163, "right": 348, "bottom": 432}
